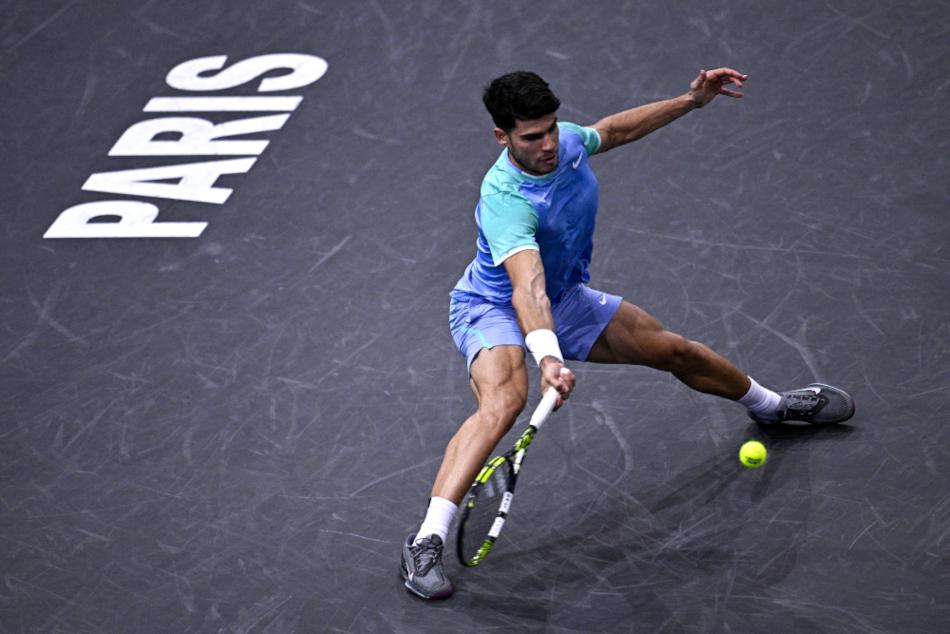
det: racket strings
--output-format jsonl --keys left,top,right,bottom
{"left": 459, "top": 465, "right": 511, "bottom": 560}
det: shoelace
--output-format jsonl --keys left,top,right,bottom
{"left": 411, "top": 538, "right": 442, "bottom": 575}
{"left": 785, "top": 391, "right": 821, "bottom": 412}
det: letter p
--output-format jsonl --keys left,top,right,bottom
{"left": 44, "top": 201, "right": 207, "bottom": 239}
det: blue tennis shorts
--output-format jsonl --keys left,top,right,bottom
{"left": 449, "top": 284, "right": 623, "bottom": 371}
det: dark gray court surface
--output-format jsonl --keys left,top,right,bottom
{"left": 3, "top": 1, "right": 949, "bottom": 632}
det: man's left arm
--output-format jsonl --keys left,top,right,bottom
{"left": 591, "top": 67, "right": 747, "bottom": 154}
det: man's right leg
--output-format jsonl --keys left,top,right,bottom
{"left": 401, "top": 344, "right": 528, "bottom": 599}
{"left": 431, "top": 344, "right": 529, "bottom": 505}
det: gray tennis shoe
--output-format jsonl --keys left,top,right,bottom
{"left": 400, "top": 534, "right": 454, "bottom": 600}
{"left": 749, "top": 383, "right": 855, "bottom": 425}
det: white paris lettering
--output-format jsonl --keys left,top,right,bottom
{"left": 45, "top": 53, "right": 327, "bottom": 239}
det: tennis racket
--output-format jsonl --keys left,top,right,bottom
{"left": 456, "top": 374, "right": 565, "bottom": 567}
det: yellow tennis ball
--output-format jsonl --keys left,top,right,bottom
{"left": 739, "top": 441, "right": 767, "bottom": 468}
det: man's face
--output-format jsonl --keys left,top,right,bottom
{"left": 495, "top": 113, "right": 559, "bottom": 176}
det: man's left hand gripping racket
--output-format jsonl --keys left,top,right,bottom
{"left": 456, "top": 372, "right": 566, "bottom": 567}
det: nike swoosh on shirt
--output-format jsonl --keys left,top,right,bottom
{"left": 572, "top": 154, "right": 583, "bottom": 169}
{"left": 598, "top": 294, "right": 607, "bottom": 305}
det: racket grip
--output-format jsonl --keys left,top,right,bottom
{"left": 529, "top": 367, "right": 569, "bottom": 429}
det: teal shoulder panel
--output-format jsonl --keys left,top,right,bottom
{"left": 558, "top": 121, "right": 601, "bottom": 155}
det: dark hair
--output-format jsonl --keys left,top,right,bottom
{"left": 482, "top": 71, "right": 561, "bottom": 132}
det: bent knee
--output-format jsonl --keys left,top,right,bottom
{"left": 478, "top": 390, "right": 527, "bottom": 437}
{"left": 657, "top": 333, "right": 704, "bottom": 372}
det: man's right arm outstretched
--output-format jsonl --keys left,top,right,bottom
{"left": 503, "top": 250, "right": 576, "bottom": 404}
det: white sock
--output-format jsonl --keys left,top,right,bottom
{"left": 414, "top": 496, "right": 458, "bottom": 544}
{"left": 738, "top": 377, "right": 782, "bottom": 417}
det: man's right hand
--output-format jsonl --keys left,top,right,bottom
{"left": 540, "top": 357, "right": 575, "bottom": 409}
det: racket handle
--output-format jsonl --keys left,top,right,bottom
{"left": 529, "top": 367, "right": 570, "bottom": 430}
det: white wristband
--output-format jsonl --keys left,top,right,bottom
{"left": 525, "top": 329, "right": 563, "bottom": 366}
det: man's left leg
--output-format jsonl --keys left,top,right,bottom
{"left": 586, "top": 301, "right": 750, "bottom": 397}
{"left": 585, "top": 301, "right": 854, "bottom": 424}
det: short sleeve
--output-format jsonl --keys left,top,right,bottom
{"left": 558, "top": 121, "right": 601, "bottom": 155}
{"left": 479, "top": 191, "right": 539, "bottom": 265}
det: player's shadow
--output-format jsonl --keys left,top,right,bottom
{"left": 737, "top": 420, "right": 856, "bottom": 501}
{"left": 455, "top": 421, "right": 857, "bottom": 628}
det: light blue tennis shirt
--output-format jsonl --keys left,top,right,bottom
{"left": 453, "top": 121, "right": 602, "bottom": 304}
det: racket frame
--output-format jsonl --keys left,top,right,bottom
{"left": 456, "top": 386, "right": 559, "bottom": 567}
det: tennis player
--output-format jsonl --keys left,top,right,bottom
{"left": 400, "top": 68, "right": 855, "bottom": 599}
